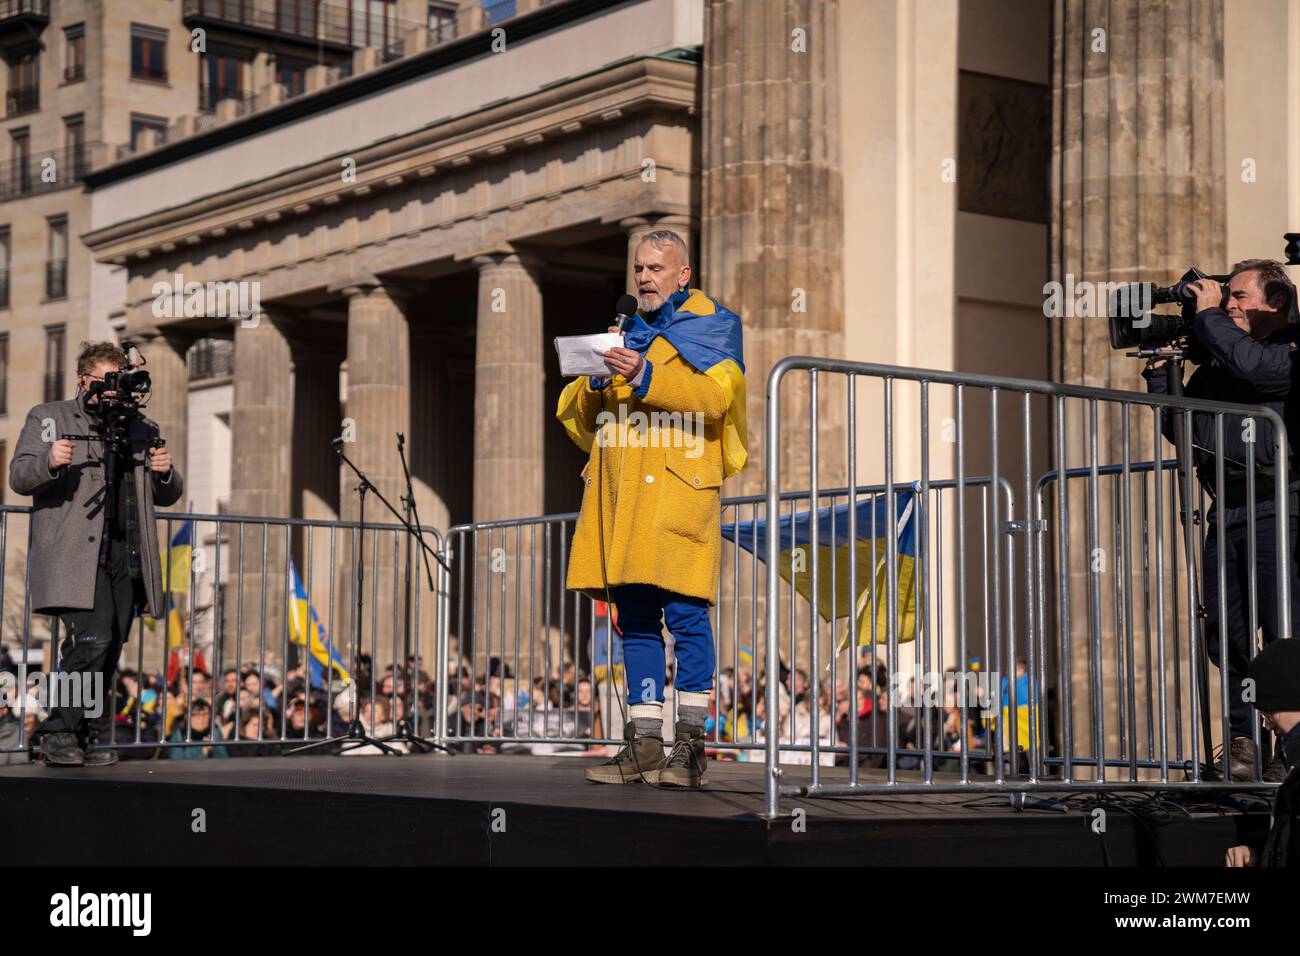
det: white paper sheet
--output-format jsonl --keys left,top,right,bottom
{"left": 554, "top": 332, "right": 623, "bottom": 377}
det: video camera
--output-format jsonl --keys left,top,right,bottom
{"left": 1107, "top": 267, "right": 1230, "bottom": 353}
{"left": 1110, "top": 236, "right": 1300, "bottom": 354}
{"left": 70, "top": 342, "right": 157, "bottom": 455}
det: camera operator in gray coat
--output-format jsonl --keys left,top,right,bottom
{"left": 9, "top": 341, "right": 183, "bottom": 767}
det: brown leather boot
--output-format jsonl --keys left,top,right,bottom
{"left": 585, "top": 721, "right": 665, "bottom": 784}
{"left": 652, "top": 721, "right": 709, "bottom": 789}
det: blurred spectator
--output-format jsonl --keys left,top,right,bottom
{"left": 167, "top": 699, "right": 228, "bottom": 759}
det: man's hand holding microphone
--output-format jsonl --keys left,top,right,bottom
{"left": 599, "top": 293, "right": 644, "bottom": 382}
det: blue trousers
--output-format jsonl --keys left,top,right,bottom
{"left": 613, "top": 584, "right": 715, "bottom": 705}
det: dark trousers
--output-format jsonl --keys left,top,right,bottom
{"left": 37, "top": 538, "right": 140, "bottom": 741}
{"left": 1202, "top": 512, "right": 1300, "bottom": 739}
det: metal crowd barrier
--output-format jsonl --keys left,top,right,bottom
{"left": 763, "top": 357, "right": 1291, "bottom": 816}
{"left": 439, "top": 474, "right": 1012, "bottom": 759}
{"left": 0, "top": 509, "right": 446, "bottom": 757}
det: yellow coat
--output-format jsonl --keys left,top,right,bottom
{"left": 556, "top": 330, "right": 745, "bottom": 604}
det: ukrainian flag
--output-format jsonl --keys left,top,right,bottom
{"left": 721, "top": 485, "right": 920, "bottom": 649}
{"left": 996, "top": 670, "right": 1039, "bottom": 752}
{"left": 556, "top": 287, "right": 748, "bottom": 477}
{"left": 142, "top": 591, "right": 187, "bottom": 646}
{"left": 165, "top": 521, "right": 194, "bottom": 593}
{"left": 288, "top": 558, "right": 351, "bottom": 688}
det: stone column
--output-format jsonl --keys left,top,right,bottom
{"left": 1051, "top": 0, "right": 1227, "bottom": 777}
{"left": 701, "top": 0, "right": 846, "bottom": 498}
{"left": 472, "top": 253, "right": 544, "bottom": 522}
{"left": 469, "top": 254, "right": 545, "bottom": 678}
{"left": 135, "top": 328, "right": 190, "bottom": 485}
{"left": 701, "top": 0, "right": 847, "bottom": 680}
{"left": 338, "top": 282, "right": 412, "bottom": 679}
{"left": 621, "top": 214, "right": 695, "bottom": 296}
{"left": 226, "top": 312, "right": 293, "bottom": 665}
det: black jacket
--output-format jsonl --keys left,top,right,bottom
{"left": 1143, "top": 308, "right": 1300, "bottom": 510}
{"left": 1261, "top": 722, "right": 1300, "bottom": 866}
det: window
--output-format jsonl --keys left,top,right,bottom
{"left": 45, "top": 326, "right": 66, "bottom": 403}
{"left": 0, "top": 227, "right": 10, "bottom": 311}
{"left": 199, "top": 46, "right": 250, "bottom": 110}
{"left": 0, "top": 334, "right": 8, "bottom": 416}
{"left": 0, "top": 443, "right": 6, "bottom": 503}
{"left": 350, "top": 0, "right": 397, "bottom": 48}
{"left": 129, "top": 113, "right": 168, "bottom": 151}
{"left": 64, "top": 24, "right": 85, "bottom": 83}
{"left": 10, "top": 129, "right": 30, "bottom": 196}
{"left": 64, "top": 114, "right": 86, "bottom": 179}
{"left": 6, "top": 45, "right": 39, "bottom": 115}
{"left": 131, "top": 24, "right": 168, "bottom": 83}
{"left": 46, "top": 217, "right": 68, "bottom": 301}
{"left": 428, "top": 3, "right": 456, "bottom": 42}
{"left": 275, "top": 0, "right": 316, "bottom": 38}
{"left": 275, "top": 56, "right": 309, "bottom": 98}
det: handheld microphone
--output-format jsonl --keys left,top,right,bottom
{"left": 614, "top": 294, "right": 638, "bottom": 333}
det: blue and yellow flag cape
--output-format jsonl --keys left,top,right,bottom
{"left": 556, "top": 288, "right": 748, "bottom": 477}
{"left": 721, "top": 486, "right": 920, "bottom": 649}
{"left": 288, "top": 558, "right": 351, "bottom": 688}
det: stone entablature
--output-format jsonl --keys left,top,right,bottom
{"left": 84, "top": 55, "right": 698, "bottom": 332}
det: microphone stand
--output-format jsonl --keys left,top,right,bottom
{"left": 375, "top": 432, "right": 446, "bottom": 754}
{"left": 288, "top": 442, "right": 449, "bottom": 754}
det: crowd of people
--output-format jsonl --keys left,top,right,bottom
{"left": 0, "top": 639, "right": 1027, "bottom": 770}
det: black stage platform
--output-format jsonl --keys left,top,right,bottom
{"left": 0, "top": 754, "right": 1273, "bottom": 865}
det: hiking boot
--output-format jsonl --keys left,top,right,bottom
{"left": 652, "top": 721, "right": 709, "bottom": 789}
{"left": 83, "top": 747, "right": 119, "bottom": 767}
{"left": 585, "top": 721, "right": 665, "bottom": 784}
{"left": 1228, "top": 736, "right": 1259, "bottom": 782}
{"left": 41, "top": 732, "right": 85, "bottom": 767}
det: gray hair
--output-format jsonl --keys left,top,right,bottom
{"left": 638, "top": 229, "right": 690, "bottom": 267}
{"left": 1229, "top": 258, "right": 1296, "bottom": 311}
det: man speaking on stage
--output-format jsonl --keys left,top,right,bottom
{"left": 10, "top": 341, "right": 184, "bottom": 767}
{"left": 556, "top": 229, "right": 747, "bottom": 789}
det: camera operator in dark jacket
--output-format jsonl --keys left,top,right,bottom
{"left": 1144, "top": 259, "right": 1300, "bottom": 781}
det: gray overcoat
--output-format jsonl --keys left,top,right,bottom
{"left": 9, "top": 394, "right": 184, "bottom": 615}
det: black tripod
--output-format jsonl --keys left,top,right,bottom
{"left": 375, "top": 433, "right": 446, "bottom": 754}
{"left": 1139, "top": 349, "right": 1219, "bottom": 780}
{"left": 289, "top": 438, "right": 449, "bottom": 755}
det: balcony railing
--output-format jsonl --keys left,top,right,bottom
{"left": 132, "top": 63, "right": 168, "bottom": 83}
{"left": 183, "top": 0, "right": 419, "bottom": 50}
{"left": 187, "top": 337, "right": 234, "bottom": 381}
{"left": 0, "top": 142, "right": 106, "bottom": 204}
{"left": 198, "top": 86, "right": 255, "bottom": 113}
{"left": 45, "top": 258, "right": 66, "bottom": 299}
{"left": 63, "top": 62, "right": 84, "bottom": 83}
{"left": 0, "top": 267, "right": 9, "bottom": 309}
{"left": 0, "top": 0, "right": 49, "bottom": 30}
{"left": 6, "top": 86, "right": 38, "bottom": 116}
